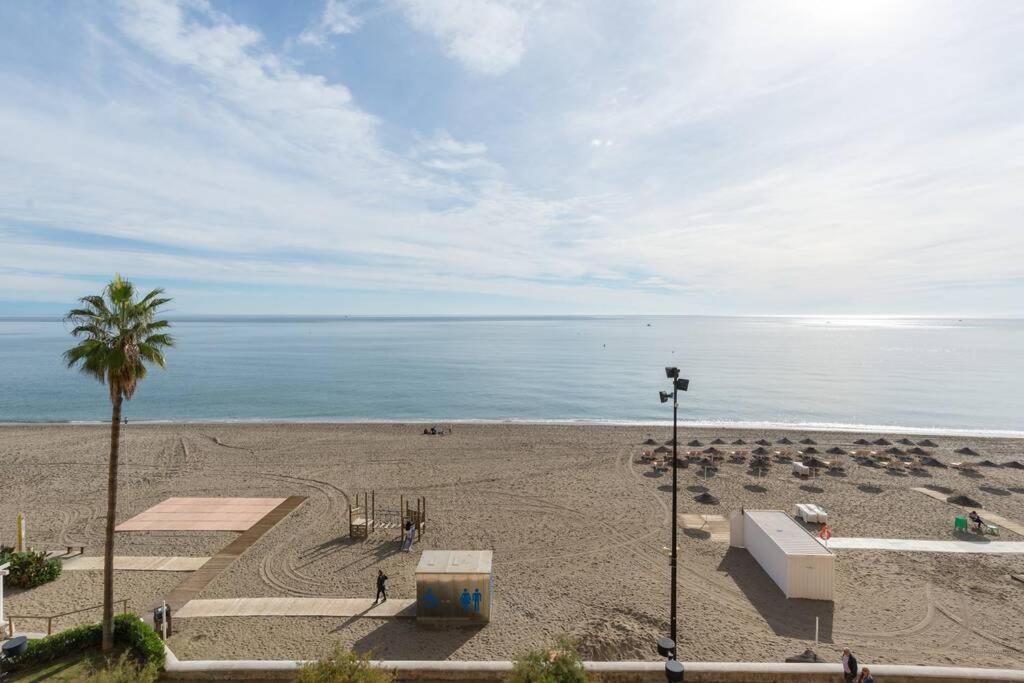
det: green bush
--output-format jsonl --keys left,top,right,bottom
{"left": 112, "top": 612, "right": 165, "bottom": 669}
{"left": 0, "top": 546, "right": 62, "bottom": 588}
{"left": 0, "top": 613, "right": 164, "bottom": 674}
{"left": 508, "top": 635, "right": 590, "bottom": 683}
{"left": 297, "top": 647, "right": 394, "bottom": 683}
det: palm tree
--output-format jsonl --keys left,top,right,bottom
{"left": 64, "top": 275, "right": 173, "bottom": 652}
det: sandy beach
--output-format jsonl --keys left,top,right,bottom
{"left": 2, "top": 422, "right": 1023, "bottom": 667}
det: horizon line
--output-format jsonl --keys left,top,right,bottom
{"left": 1, "top": 313, "right": 1021, "bottom": 320}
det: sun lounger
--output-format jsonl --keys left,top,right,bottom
{"left": 807, "top": 504, "right": 828, "bottom": 524}
{"left": 793, "top": 503, "right": 819, "bottom": 523}
{"left": 791, "top": 461, "right": 810, "bottom": 478}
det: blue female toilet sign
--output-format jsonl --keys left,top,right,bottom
{"left": 459, "top": 588, "right": 484, "bottom": 614}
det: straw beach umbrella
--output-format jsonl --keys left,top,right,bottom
{"left": 732, "top": 438, "right": 746, "bottom": 445}
{"left": 654, "top": 445, "right": 671, "bottom": 454}
{"left": 918, "top": 439, "right": 938, "bottom": 447}
{"left": 755, "top": 438, "right": 771, "bottom": 446}
{"left": 777, "top": 437, "right": 794, "bottom": 445}
{"left": 956, "top": 447, "right": 980, "bottom": 457}
{"left": 854, "top": 438, "right": 871, "bottom": 445}
{"left": 643, "top": 436, "right": 658, "bottom": 445}
{"left": 799, "top": 437, "right": 817, "bottom": 445}
{"left": 687, "top": 439, "right": 703, "bottom": 447}
{"left": 896, "top": 438, "right": 915, "bottom": 446}
{"left": 711, "top": 438, "right": 726, "bottom": 445}
{"left": 826, "top": 447, "right": 847, "bottom": 455}
{"left": 873, "top": 438, "right": 891, "bottom": 446}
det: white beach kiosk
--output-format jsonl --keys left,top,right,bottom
{"left": 730, "top": 509, "right": 834, "bottom": 601}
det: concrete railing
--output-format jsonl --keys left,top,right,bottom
{"left": 162, "top": 649, "right": 1024, "bottom": 683}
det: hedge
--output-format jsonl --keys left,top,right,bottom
{"left": 0, "top": 546, "right": 62, "bottom": 588}
{"left": 0, "top": 613, "right": 165, "bottom": 674}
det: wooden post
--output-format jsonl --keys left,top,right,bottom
{"left": 16, "top": 513, "right": 25, "bottom": 552}
{"left": 371, "top": 491, "right": 375, "bottom": 532}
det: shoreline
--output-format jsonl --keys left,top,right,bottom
{"left": 2, "top": 418, "right": 1022, "bottom": 439}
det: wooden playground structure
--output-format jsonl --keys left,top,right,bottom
{"left": 348, "top": 491, "right": 426, "bottom": 541}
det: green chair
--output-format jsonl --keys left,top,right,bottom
{"left": 954, "top": 516, "right": 968, "bottom": 532}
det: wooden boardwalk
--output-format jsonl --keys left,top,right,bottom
{"left": 163, "top": 496, "right": 306, "bottom": 611}
{"left": 62, "top": 555, "right": 209, "bottom": 572}
{"left": 176, "top": 597, "right": 415, "bottom": 619}
{"left": 679, "top": 514, "right": 729, "bottom": 542}
{"left": 827, "top": 537, "right": 1024, "bottom": 554}
{"left": 911, "top": 487, "right": 1024, "bottom": 537}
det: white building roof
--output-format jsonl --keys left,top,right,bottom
{"left": 415, "top": 550, "right": 493, "bottom": 574}
{"left": 744, "top": 510, "right": 832, "bottom": 556}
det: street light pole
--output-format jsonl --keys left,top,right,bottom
{"left": 658, "top": 367, "right": 689, "bottom": 683}
{"left": 670, "top": 378, "right": 678, "bottom": 643}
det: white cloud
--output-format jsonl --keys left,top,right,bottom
{"left": 396, "top": 0, "right": 535, "bottom": 75}
{"left": 298, "top": 0, "right": 363, "bottom": 46}
{"left": 1, "top": 0, "right": 1023, "bottom": 315}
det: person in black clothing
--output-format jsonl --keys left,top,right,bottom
{"left": 374, "top": 569, "right": 388, "bottom": 604}
{"left": 842, "top": 648, "right": 858, "bottom": 683}
{"left": 969, "top": 510, "right": 984, "bottom": 533}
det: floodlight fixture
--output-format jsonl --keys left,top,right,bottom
{"left": 659, "top": 391, "right": 671, "bottom": 404}
{"left": 665, "top": 366, "right": 680, "bottom": 379}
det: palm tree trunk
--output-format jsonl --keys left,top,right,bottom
{"left": 101, "top": 395, "right": 122, "bottom": 653}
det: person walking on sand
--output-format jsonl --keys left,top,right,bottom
{"left": 856, "top": 667, "right": 874, "bottom": 683}
{"left": 374, "top": 569, "right": 388, "bottom": 604}
{"left": 842, "top": 648, "right": 858, "bottom": 683}
{"left": 401, "top": 520, "right": 415, "bottom": 552}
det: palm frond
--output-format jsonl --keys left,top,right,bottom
{"left": 64, "top": 275, "right": 174, "bottom": 404}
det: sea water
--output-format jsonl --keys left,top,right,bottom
{"left": 0, "top": 316, "right": 1021, "bottom": 434}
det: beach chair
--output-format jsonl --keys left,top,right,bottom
{"left": 985, "top": 523, "right": 1000, "bottom": 536}
{"left": 954, "top": 516, "right": 968, "bottom": 532}
{"left": 808, "top": 504, "right": 828, "bottom": 524}
{"left": 793, "top": 503, "right": 819, "bottom": 523}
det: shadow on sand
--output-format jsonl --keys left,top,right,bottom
{"left": 717, "top": 547, "right": 834, "bottom": 643}
{"left": 980, "top": 486, "right": 1011, "bottom": 497}
{"left": 350, "top": 619, "right": 484, "bottom": 660}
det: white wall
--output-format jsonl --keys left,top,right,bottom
{"left": 786, "top": 555, "right": 834, "bottom": 601}
{"left": 743, "top": 514, "right": 790, "bottom": 595}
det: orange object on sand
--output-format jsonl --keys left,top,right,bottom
{"left": 818, "top": 525, "right": 832, "bottom": 540}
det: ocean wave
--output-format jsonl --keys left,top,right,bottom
{"left": 4, "top": 417, "right": 1021, "bottom": 439}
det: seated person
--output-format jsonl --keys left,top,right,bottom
{"left": 968, "top": 510, "right": 984, "bottom": 532}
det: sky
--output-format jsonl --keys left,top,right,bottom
{"left": 0, "top": 0, "right": 1022, "bottom": 316}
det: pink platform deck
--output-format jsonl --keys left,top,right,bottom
{"left": 115, "top": 497, "right": 288, "bottom": 532}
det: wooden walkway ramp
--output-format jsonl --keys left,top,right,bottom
{"left": 680, "top": 514, "right": 729, "bottom": 542}
{"left": 911, "top": 487, "right": 1024, "bottom": 537}
{"left": 163, "top": 496, "right": 306, "bottom": 611}
{"left": 62, "top": 556, "right": 209, "bottom": 571}
{"left": 176, "top": 597, "right": 415, "bottom": 619}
